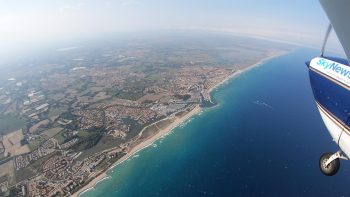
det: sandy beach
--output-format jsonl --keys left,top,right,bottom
{"left": 72, "top": 172, "right": 110, "bottom": 197}
{"left": 73, "top": 105, "right": 201, "bottom": 197}
{"left": 73, "top": 51, "right": 288, "bottom": 197}
{"left": 109, "top": 104, "right": 202, "bottom": 171}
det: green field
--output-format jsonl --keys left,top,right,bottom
{"left": 0, "top": 115, "right": 26, "bottom": 135}
{"left": 42, "top": 127, "right": 63, "bottom": 139}
{"left": 77, "top": 130, "right": 95, "bottom": 138}
{"left": 53, "top": 130, "right": 66, "bottom": 144}
{"left": 28, "top": 137, "right": 46, "bottom": 151}
{"left": 48, "top": 105, "right": 68, "bottom": 117}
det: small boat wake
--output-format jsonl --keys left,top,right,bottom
{"left": 253, "top": 100, "right": 273, "bottom": 110}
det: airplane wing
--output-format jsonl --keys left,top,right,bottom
{"left": 319, "top": 0, "right": 350, "bottom": 60}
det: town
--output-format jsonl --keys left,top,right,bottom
{"left": 0, "top": 35, "right": 287, "bottom": 196}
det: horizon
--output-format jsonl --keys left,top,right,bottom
{"left": 0, "top": 0, "right": 345, "bottom": 62}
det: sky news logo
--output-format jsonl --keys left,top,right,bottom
{"left": 317, "top": 58, "right": 350, "bottom": 79}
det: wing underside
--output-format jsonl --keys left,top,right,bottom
{"left": 319, "top": 0, "right": 350, "bottom": 61}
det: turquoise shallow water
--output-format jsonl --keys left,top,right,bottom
{"left": 81, "top": 49, "right": 350, "bottom": 197}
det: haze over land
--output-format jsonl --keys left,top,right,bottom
{"left": 0, "top": 0, "right": 343, "bottom": 63}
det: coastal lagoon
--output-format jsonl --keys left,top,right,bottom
{"left": 81, "top": 49, "right": 350, "bottom": 196}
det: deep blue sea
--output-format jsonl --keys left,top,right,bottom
{"left": 81, "top": 49, "right": 350, "bottom": 197}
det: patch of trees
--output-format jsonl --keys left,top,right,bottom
{"left": 174, "top": 94, "right": 191, "bottom": 101}
{"left": 71, "top": 133, "right": 102, "bottom": 151}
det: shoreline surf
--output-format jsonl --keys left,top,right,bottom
{"left": 73, "top": 51, "right": 289, "bottom": 197}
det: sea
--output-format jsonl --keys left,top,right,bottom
{"left": 81, "top": 48, "right": 350, "bottom": 197}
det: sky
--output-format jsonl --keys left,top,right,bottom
{"left": 0, "top": 0, "right": 343, "bottom": 60}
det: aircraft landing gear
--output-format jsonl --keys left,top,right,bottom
{"left": 319, "top": 151, "right": 347, "bottom": 176}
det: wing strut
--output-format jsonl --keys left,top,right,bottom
{"left": 321, "top": 24, "right": 332, "bottom": 57}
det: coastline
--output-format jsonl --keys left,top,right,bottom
{"left": 108, "top": 105, "right": 201, "bottom": 170}
{"left": 73, "top": 106, "right": 201, "bottom": 197}
{"left": 208, "top": 50, "right": 288, "bottom": 94}
{"left": 73, "top": 50, "right": 288, "bottom": 197}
